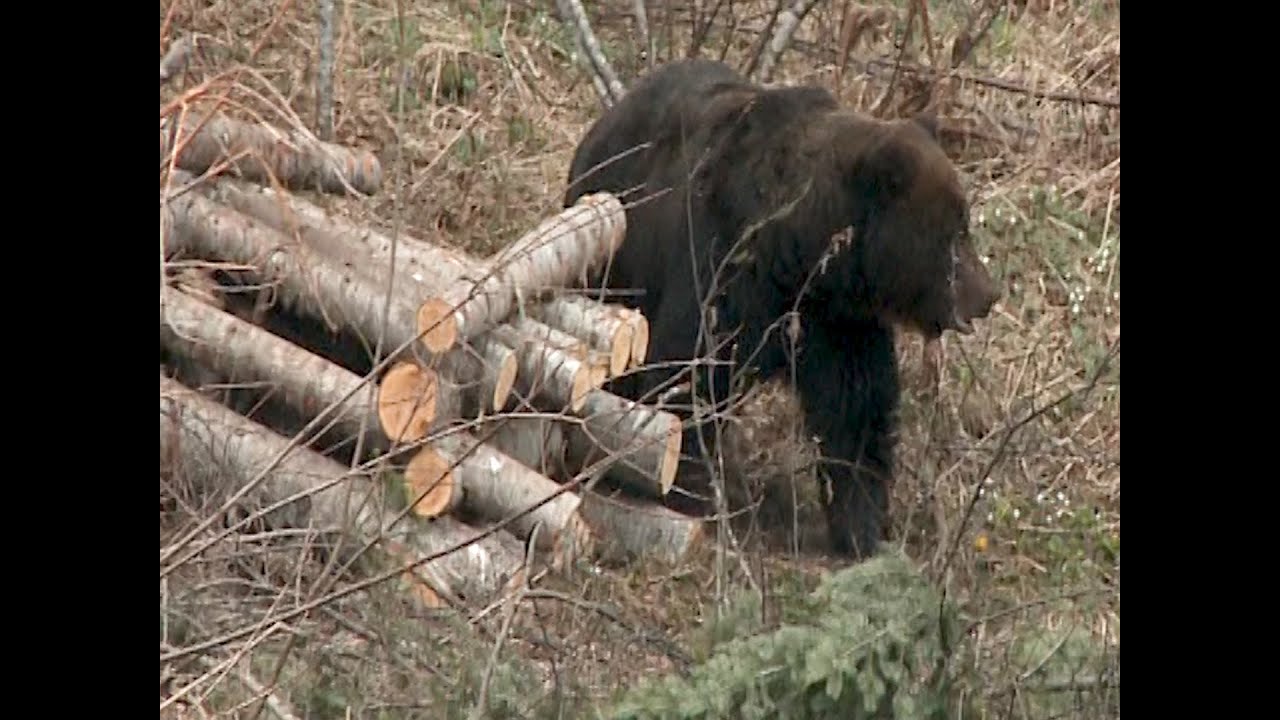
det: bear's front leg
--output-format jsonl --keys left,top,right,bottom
{"left": 793, "top": 319, "right": 900, "bottom": 560}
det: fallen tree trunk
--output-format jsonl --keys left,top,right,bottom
{"left": 189, "top": 172, "right": 473, "bottom": 287}
{"left": 507, "top": 315, "right": 612, "bottom": 386}
{"left": 479, "top": 414, "right": 700, "bottom": 564}
{"left": 571, "top": 389, "right": 682, "bottom": 498}
{"left": 415, "top": 193, "right": 626, "bottom": 354}
{"left": 163, "top": 189, "right": 515, "bottom": 416}
{"left": 529, "top": 295, "right": 634, "bottom": 377}
{"left": 579, "top": 490, "right": 704, "bottom": 566}
{"left": 478, "top": 392, "right": 680, "bottom": 500}
{"left": 183, "top": 172, "right": 634, "bottom": 392}
{"left": 160, "top": 285, "right": 402, "bottom": 452}
{"left": 403, "top": 430, "right": 593, "bottom": 566}
{"left": 491, "top": 324, "right": 592, "bottom": 414}
{"left": 161, "top": 109, "right": 383, "bottom": 195}
{"left": 159, "top": 372, "right": 524, "bottom": 607}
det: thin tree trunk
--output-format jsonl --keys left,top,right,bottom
{"left": 404, "top": 431, "right": 593, "bottom": 566}
{"left": 556, "top": 0, "right": 627, "bottom": 105}
{"left": 491, "top": 324, "right": 592, "bottom": 414}
{"left": 580, "top": 490, "right": 703, "bottom": 565}
{"left": 480, "top": 415, "right": 701, "bottom": 564}
{"left": 754, "top": 0, "right": 821, "bottom": 83}
{"left": 161, "top": 110, "right": 381, "bottom": 196}
{"left": 415, "top": 193, "right": 625, "bottom": 354}
{"left": 160, "top": 285, "right": 399, "bottom": 452}
{"left": 527, "top": 296, "right": 633, "bottom": 377}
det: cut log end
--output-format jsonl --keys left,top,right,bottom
{"left": 570, "top": 365, "right": 593, "bottom": 413}
{"left": 550, "top": 513, "right": 596, "bottom": 569}
{"left": 417, "top": 299, "right": 459, "bottom": 354}
{"left": 609, "top": 323, "right": 634, "bottom": 377}
{"left": 629, "top": 315, "right": 650, "bottom": 368}
{"left": 404, "top": 447, "right": 460, "bottom": 518}
{"left": 659, "top": 421, "right": 682, "bottom": 495}
{"left": 588, "top": 361, "right": 608, "bottom": 389}
{"left": 491, "top": 351, "right": 518, "bottom": 412}
{"left": 377, "top": 362, "right": 439, "bottom": 444}
{"left": 406, "top": 574, "right": 445, "bottom": 608}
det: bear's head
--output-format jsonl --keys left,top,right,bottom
{"left": 830, "top": 112, "right": 1000, "bottom": 340}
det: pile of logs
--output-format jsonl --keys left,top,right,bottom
{"left": 159, "top": 110, "right": 704, "bottom": 609}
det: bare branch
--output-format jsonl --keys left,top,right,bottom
{"left": 161, "top": 110, "right": 382, "bottom": 196}
{"left": 754, "top": 0, "right": 821, "bottom": 83}
{"left": 556, "top": 0, "right": 627, "bottom": 106}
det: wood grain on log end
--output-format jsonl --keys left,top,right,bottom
{"left": 377, "top": 362, "right": 439, "bottom": 443}
{"left": 489, "top": 348, "right": 519, "bottom": 412}
{"left": 416, "top": 298, "right": 459, "bottom": 354}
{"left": 659, "top": 419, "right": 682, "bottom": 495}
{"left": 628, "top": 312, "right": 650, "bottom": 369}
{"left": 404, "top": 447, "right": 460, "bottom": 518}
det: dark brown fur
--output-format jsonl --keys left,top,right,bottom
{"left": 565, "top": 60, "right": 1000, "bottom": 559}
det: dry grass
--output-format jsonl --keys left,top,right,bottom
{"left": 160, "top": 0, "right": 1119, "bottom": 716}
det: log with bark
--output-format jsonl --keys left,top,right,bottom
{"left": 473, "top": 387, "right": 681, "bottom": 501}
{"left": 162, "top": 189, "right": 516, "bottom": 418}
{"left": 478, "top": 414, "right": 701, "bottom": 564}
{"left": 161, "top": 109, "right": 383, "bottom": 195}
{"left": 579, "top": 490, "right": 704, "bottom": 566}
{"left": 571, "top": 388, "right": 682, "bottom": 499}
{"left": 159, "top": 289, "right": 581, "bottom": 565}
{"left": 402, "top": 430, "right": 593, "bottom": 566}
{"left": 374, "top": 336, "right": 517, "bottom": 444}
{"left": 507, "top": 315, "right": 612, "bottom": 388}
{"left": 415, "top": 192, "right": 626, "bottom": 354}
{"left": 490, "top": 324, "right": 593, "bottom": 414}
{"left": 198, "top": 174, "right": 644, "bottom": 375}
{"left": 160, "top": 285, "right": 401, "bottom": 453}
{"left": 189, "top": 172, "right": 474, "bottom": 286}
{"left": 529, "top": 295, "right": 635, "bottom": 377}
{"left": 167, "top": 177, "right": 675, "bottom": 505}
{"left": 159, "top": 372, "right": 524, "bottom": 607}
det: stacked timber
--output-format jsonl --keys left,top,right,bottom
{"left": 160, "top": 110, "right": 704, "bottom": 609}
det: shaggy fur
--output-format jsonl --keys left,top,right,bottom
{"left": 564, "top": 60, "right": 1000, "bottom": 559}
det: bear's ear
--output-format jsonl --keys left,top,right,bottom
{"left": 853, "top": 135, "right": 915, "bottom": 203}
{"left": 910, "top": 110, "right": 939, "bottom": 139}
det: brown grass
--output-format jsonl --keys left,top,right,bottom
{"left": 160, "top": 0, "right": 1119, "bottom": 716}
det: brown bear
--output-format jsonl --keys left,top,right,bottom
{"left": 564, "top": 59, "right": 1000, "bottom": 560}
